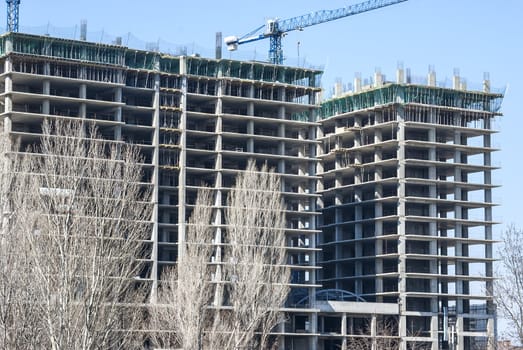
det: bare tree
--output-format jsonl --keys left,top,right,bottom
{"left": 11, "top": 119, "right": 152, "bottom": 350}
{"left": 344, "top": 317, "right": 400, "bottom": 350}
{"left": 153, "top": 161, "right": 289, "bottom": 349}
{"left": 218, "top": 161, "right": 289, "bottom": 350}
{"left": 342, "top": 317, "right": 432, "bottom": 350}
{"left": 0, "top": 133, "right": 43, "bottom": 349}
{"left": 495, "top": 224, "right": 523, "bottom": 345}
{"left": 151, "top": 188, "right": 215, "bottom": 350}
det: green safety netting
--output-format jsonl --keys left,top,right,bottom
{"left": 320, "top": 84, "right": 503, "bottom": 119}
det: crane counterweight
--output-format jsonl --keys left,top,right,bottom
{"left": 224, "top": 36, "right": 239, "bottom": 51}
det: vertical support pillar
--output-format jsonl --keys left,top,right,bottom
{"left": 213, "top": 66, "right": 225, "bottom": 307}
{"left": 483, "top": 99, "right": 495, "bottom": 349}
{"left": 177, "top": 56, "right": 188, "bottom": 256}
{"left": 41, "top": 62, "right": 51, "bottom": 115}
{"left": 79, "top": 83, "right": 87, "bottom": 118}
{"left": 428, "top": 66, "right": 436, "bottom": 87}
{"left": 371, "top": 314, "right": 377, "bottom": 350}
{"left": 114, "top": 83, "right": 122, "bottom": 140}
{"left": 396, "top": 66, "right": 405, "bottom": 84}
{"left": 354, "top": 73, "right": 361, "bottom": 92}
{"left": 42, "top": 79, "right": 50, "bottom": 115}
{"left": 374, "top": 117, "right": 384, "bottom": 298}
{"left": 353, "top": 116, "right": 363, "bottom": 296}
{"left": 341, "top": 313, "right": 347, "bottom": 350}
{"left": 396, "top": 97, "right": 408, "bottom": 350}
{"left": 453, "top": 69, "right": 460, "bottom": 90}
{"left": 374, "top": 69, "right": 383, "bottom": 87}
{"left": 307, "top": 89, "right": 318, "bottom": 350}
{"left": 427, "top": 125, "right": 439, "bottom": 350}
{"left": 453, "top": 129, "right": 464, "bottom": 350}
{"left": 150, "top": 71, "right": 161, "bottom": 302}
{"left": 3, "top": 57, "right": 13, "bottom": 132}
{"left": 334, "top": 120, "right": 343, "bottom": 288}
{"left": 278, "top": 105, "right": 285, "bottom": 174}
{"left": 247, "top": 84, "right": 254, "bottom": 153}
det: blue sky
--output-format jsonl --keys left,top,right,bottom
{"left": 13, "top": 1, "right": 522, "bottom": 232}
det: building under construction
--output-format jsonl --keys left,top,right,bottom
{"left": 317, "top": 69, "right": 502, "bottom": 349}
{"left": 0, "top": 31, "right": 504, "bottom": 350}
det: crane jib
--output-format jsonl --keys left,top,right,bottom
{"left": 225, "top": 0, "right": 408, "bottom": 65}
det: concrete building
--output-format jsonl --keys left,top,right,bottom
{"left": 0, "top": 31, "right": 504, "bottom": 349}
{"left": 317, "top": 68, "right": 503, "bottom": 349}
{"left": 0, "top": 31, "right": 323, "bottom": 349}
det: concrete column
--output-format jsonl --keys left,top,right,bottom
{"left": 334, "top": 79, "right": 343, "bottom": 98}
{"left": 213, "top": 75, "right": 225, "bottom": 307}
{"left": 316, "top": 125, "right": 325, "bottom": 202}
{"left": 279, "top": 322, "right": 286, "bottom": 350}
{"left": 310, "top": 313, "right": 318, "bottom": 350}
{"left": 79, "top": 83, "right": 87, "bottom": 118}
{"left": 371, "top": 314, "right": 377, "bottom": 350}
{"left": 454, "top": 130, "right": 463, "bottom": 308}
{"left": 177, "top": 64, "right": 188, "bottom": 253}
{"left": 396, "top": 103, "right": 408, "bottom": 350}
{"left": 149, "top": 72, "right": 161, "bottom": 303}
{"left": 354, "top": 74, "right": 361, "bottom": 92}
{"left": 341, "top": 313, "right": 347, "bottom": 350}
{"left": 427, "top": 127, "right": 439, "bottom": 344}
{"left": 374, "top": 123, "right": 384, "bottom": 297}
{"left": 42, "top": 79, "right": 50, "bottom": 115}
{"left": 114, "top": 86, "right": 122, "bottom": 140}
{"left": 396, "top": 67, "right": 405, "bottom": 84}
{"left": 431, "top": 315, "right": 439, "bottom": 350}
{"left": 456, "top": 317, "right": 464, "bottom": 350}
{"left": 487, "top": 316, "right": 496, "bottom": 350}
{"left": 308, "top": 121, "right": 321, "bottom": 348}
{"left": 246, "top": 119, "right": 254, "bottom": 153}
{"left": 428, "top": 68, "right": 436, "bottom": 87}
{"left": 375, "top": 183, "right": 383, "bottom": 298}
{"left": 354, "top": 116, "right": 362, "bottom": 147}
{"left": 334, "top": 142, "right": 343, "bottom": 286}
{"left": 452, "top": 129, "right": 466, "bottom": 350}
{"left": 483, "top": 114, "right": 495, "bottom": 347}
{"left": 278, "top": 105, "right": 285, "bottom": 174}
{"left": 354, "top": 117, "right": 363, "bottom": 292}
{"left": 374, "top": 69, "right": 383, "bottom": 87}
{"left": 452, "top": 69, "right": 460, "bottom": 90}
{"left": 3, "top": 58, "right": 12, "bottom": 132}
{"left": 5, "top": 36, "right": 12, "bottom": 54}
{"left": 247, "top": 92, "right": 254, "bottom": 152}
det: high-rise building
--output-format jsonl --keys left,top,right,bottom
{"left": 317, "top": 68, "right": 503, "bottom": 349}
{"left": 0, "top": 31, "right": 322, "bottom": 349}
{"left": 0, "top": 31, "right": 504, "bottom": 349}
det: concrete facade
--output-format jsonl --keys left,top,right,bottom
{"left": 317, "top": 69, "right": 503, "bottom": 349}
{"left": 0, "top": 32, "right": 504, "bottom": 350}
{"left": 0, "top": 32, "right": 323, "bottom": 350}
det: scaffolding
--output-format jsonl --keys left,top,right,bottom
{"left": 125, "top": 49, "right": 157, "bottom": 70}
{"left": 319, "top": 84, "right": 504, "bottom": 120}
{"left": 1, "top": 33, "right": 323, "bottom": 96}
{"left": 5, "top": 33, "right": 126, "bottom": 65}
{"left": 185, "top": 57, "right": 322, "bottom": 88}
{"left": 159, "top": 55, "right": 180, "bottom": 74}
{"left": 403, "top": 85, "right": 503, "bottom": 112}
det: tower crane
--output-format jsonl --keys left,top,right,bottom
{"left": 225, "top": 0, "right": 407, "bottom": 65}
{"left": 6, "top": 0, "right": 20, "bottom": 32}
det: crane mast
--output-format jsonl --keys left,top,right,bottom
{"left": 225, "top": 0, "right": 407, "bottom": 65}
{"left": 6, "top": 0, "right": 20, "bottom": 32}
